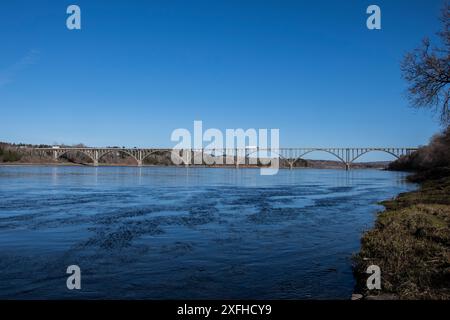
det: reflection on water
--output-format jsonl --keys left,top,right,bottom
{"left": 0, "top": 166, "right": 415, "bottom": 299}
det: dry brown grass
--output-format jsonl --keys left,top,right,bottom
{"left": 354, "top": 177, "right": 450, "bottom": 299}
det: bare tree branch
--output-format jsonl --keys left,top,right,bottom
{"left": 401, "top": 2, "right": 450, "bottom": 125}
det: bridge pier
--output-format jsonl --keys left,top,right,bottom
{"left": 93, "top": 150, "right": 99, "bottom": 167}
{"left": 137, "top": 151, "right": 143, "bottom": 167}
{"left": 345, "top": 163, "right": 350, "bottom": 170}
{"left": 183, "top": 149, "right": 191, "bottom": 167}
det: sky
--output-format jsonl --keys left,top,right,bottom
{"left": 0, "top": 0, "right": 446, "bottom": 161}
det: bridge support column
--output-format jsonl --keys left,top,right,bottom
{"left": 183, "top": 149, "right": 191, "bottom": 167}
{"left": 137, "top": 151, "right": 143, "bottom": 167}
{"left": 93, "top": 150, "right": 99, "bottom": 167}
{"left": 345, "top": 149, "right": 350, "bottom": 171}
{"left": 289, "top": 162, "right": 293, "bottom": 170}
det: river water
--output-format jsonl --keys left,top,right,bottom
{"left": 0, "top": 166, "right": 415, "bottom": 299}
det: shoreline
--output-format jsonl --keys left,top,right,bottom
{"left": 352, "top": 174, "right": 450, "bottom": 300}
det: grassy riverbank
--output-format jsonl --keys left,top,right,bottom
{"left": 354, "top": 128, "right": 450, "bottom": 300}
{"left": 354, "top": 176, "right": 450, "bottom": 299}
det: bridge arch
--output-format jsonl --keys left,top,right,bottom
{"left": 349, "top": 149, "right": 401, "bottom": 164}
{"left": 245, "top": 149, "right": 348, "bottom": 167}
{"left": 141, "top": 150, "right": 169, "bottom": 162}
{"left": 98, "top": 149, "right": 139, "bottom": 164}
{"left": 56, "top": 150, "right": 95, "bottom": 163}
{"left": 297, "top": 149, "right": 347, "bottom": 166}
{"left": 245, "top": 149, "right": 289, "bottom": 161}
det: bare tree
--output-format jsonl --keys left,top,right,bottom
{"left": 401, "top": 2, "right": 450, "bottom": 125}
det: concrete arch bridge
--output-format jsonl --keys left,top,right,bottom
{"left": 34, "top": 147, "right": 417, "bottom": 170}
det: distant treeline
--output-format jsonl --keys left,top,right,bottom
{"left": 0, "top": 142, "right": 24, "bottom": 162}
{"left": 388, "top": 126, "right": 450, "bottom": 181}
{"left": 0, "top": 146, "right": 22, "bottom": 162}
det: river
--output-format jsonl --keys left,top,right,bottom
{"left": 0, "top": 166, "right": 415, "bottom": 299}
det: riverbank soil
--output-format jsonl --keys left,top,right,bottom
{"left": 354, "top": 174, "right": 450, "bottom": 299}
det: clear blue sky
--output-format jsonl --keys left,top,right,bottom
{"left": 0, "top": 0, "right": 445, "bottom": 156}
